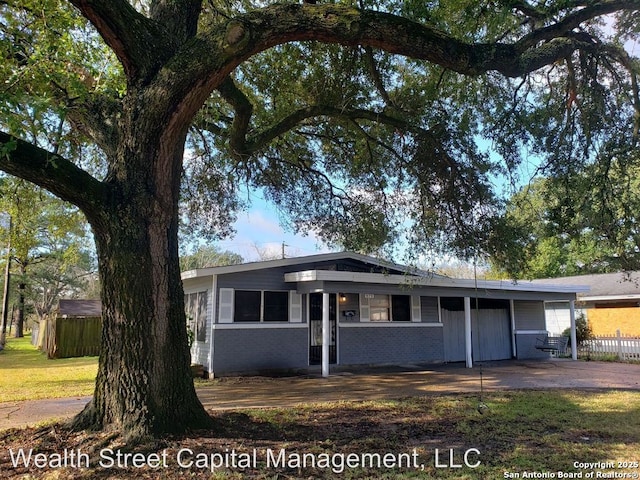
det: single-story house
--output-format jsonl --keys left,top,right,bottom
{"left": 182, "top": 252, "right": 587, "bottom": 377}
{"left": 535, "top": 271, "right": 640, "bottom": 337}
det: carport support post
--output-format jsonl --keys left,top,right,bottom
{"left": 464, "top": 296, "right": 473, "bottom": 368}
{"left": 569, "top": 299, "right": 577, "bottom": 360}
{"left": 322, "top": 292, "right": 330, "bottom": 377}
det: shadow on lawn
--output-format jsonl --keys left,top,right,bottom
{"left": 0, "top": 391, "right": 638, "bottom": 479}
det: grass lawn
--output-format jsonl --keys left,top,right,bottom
{"left": 1, "top": 336, "right": 639, "bottom": 478}
{"left": 0, "top": 390, "right": 640, "bottom": 480}
{"left": 0, "top": 335, "right": 98, "bottom": 402}
{"left": 1, "top": 390, "right": 639, "bottom": 479}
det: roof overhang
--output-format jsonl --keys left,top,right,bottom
{"left": 181, "top": 251, "right": 425, "bottom": 280}
{"left": 580, "top": 294, "right": 640, "bottom": 302}
{"left": 284, "top": 270, "right": 589, "bottom": 297}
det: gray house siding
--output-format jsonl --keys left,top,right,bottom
{"left": 218, "top": 269, "right": 291, "bottom": 292}
{"left": 441, "top": 308, "right": 512, "bottom": 362}
{"left": 513, "top": 300, "right": 549, "bottom": 359}
{"left": 215, "top": 258, "right": 403, "bottom": 293}
{"left": 212, "top": 327, "right": 308, "bottom": 375}
{"left": 421, "top": 296, "right": 439, "bottom": 322}
{"left": 338, "top": 326, "right": 444, "bottom": 365}
{"left": 181, "top": 253, "right": 582, "bottom": 375}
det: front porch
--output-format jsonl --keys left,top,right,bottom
{"left": 286, "top": 269, "right": 584, "bottom": 377}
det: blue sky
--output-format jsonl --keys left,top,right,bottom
{"left": 216, "top": 193, "right": 333, "bottom": 262}
{"left": 215, "top": 150, "right": 542, "bottom": 264}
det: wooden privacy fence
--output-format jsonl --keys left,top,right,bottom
{"left": 580, "top": 330, "right": 640, "bottom": 361}
{"left": 48, "top": 316, "right": 102, "bottom": 359}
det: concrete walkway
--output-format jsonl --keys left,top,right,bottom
{"left": 2, "top": 359, "right": 639, "bottom": 431}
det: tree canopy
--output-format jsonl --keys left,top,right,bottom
{"left": 0, "top": 176, "right": 93, "bottom": 336}
{"left": 492, "top": 154, "right": 640, "bottom": 278}
{"left": 179, "top": 244, "right": 243, "bottom": 270}
{"left": 0, "top": 0, "right": 639, "bottom": 440}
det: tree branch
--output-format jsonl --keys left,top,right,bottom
{"left": 149, "top": 0, "right": 202, "bottom": 44}
{"left": 67, "top": 0, "right": 175, "bottom": 82}
{"left": 245, "top": 106, "right": 433, "bottom": 155}
{"left": 144, "top": 1, "right": 640, "bottom": 152}
{"left": 216, "top": 75, "right": 253, "bottom": 160}
{"left": 199, "top": 1, "right": 640, "bottom": 80}
{"left": 516, "top": 0, "right": 639, "bottom": 50}
{"left": 362, "top": 46, "right": 394, "bottom": 108}
{"left": 65, "top": 93, "right": 121, "bottom": 157}
{"left": 0, "top": 131, "right": 107, "bottom": 219}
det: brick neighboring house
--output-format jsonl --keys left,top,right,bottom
{"left": 182, "top": 252, "right": 586, "bottom": 378}
{"left": 536, "top": 272, "right": 640, "bottom": 337}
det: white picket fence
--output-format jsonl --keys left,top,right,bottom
{"left": 580, "top": 330, "right": 640, "bottom": 361}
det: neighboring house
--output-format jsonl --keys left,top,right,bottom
{"left": 536, "top": 272, "right": 640, "bottom": 337}
{"left": 182, "top": 252, "right": 586, "bottom": 377}
{"left": 33, "top": 299, "right": 102, "bottom": 359}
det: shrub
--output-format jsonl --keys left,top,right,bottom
{"left": 562, "top": 313, "right": 593, "bottom": 346}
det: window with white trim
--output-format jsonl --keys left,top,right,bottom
{"left": 233, "top": 290, "right": 290, "bottom": 322}
{"left": 363, "top": 294, "right": 413, "bottom": 322}
{"left": 369, "top": 294, "right": 390, "bottom": 321}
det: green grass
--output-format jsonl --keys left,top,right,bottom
{"left": 0, "top": 334, "right": 98, "bottom": 402}
{"left": 1, "top": 336, "right": 639, "bottom": 478}
{"left": 3, "top": 390, "right": 637, "bottom": 479}
{"left": 227, "top": 391, "right": 640, "bottom": 479}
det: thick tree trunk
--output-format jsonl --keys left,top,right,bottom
{"left": 73, "top": 216, "right": 211, "bottom": 440}
{"left": 13, "top": 282, "right": 24, "bottom": 338}
{"left": 72, "top": 106, "right": 213, "bottom": 441}
{"left": 14, "top": 262, "right": 26, "bottom": 338}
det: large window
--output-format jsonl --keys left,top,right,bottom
{"left": 234, "top": 290, "right": 262, "bottom": 322}
{"left": 184, "top": 291, "right": 208, "bottom": 342}
{"left": 369, "top": 295, "right": 390, "bottom": 321}
{"left": 233, "top": 290, "right": 289, "bottom": 322}
{"left": 366, "top": 294, "right": 411, "bottom": 322}
{"left": 263, "top": 291, "right": 289, "bottom": 322}
{"left": 391, "top": 295, "right": 411, "bottom": 322}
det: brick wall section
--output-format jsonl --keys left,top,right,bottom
{"left": 586, "top": 308, "right": 640, "bottom": 336}
{"left": 339, "top": 326, "right": 444, "bottom": 365}
{"left": 213, "top": 328, "right": 308, "bottom": 375}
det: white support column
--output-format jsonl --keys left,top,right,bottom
{"left": 464, "top": 296, "right": 473, "bottom": 368}
{"left": 510, "top": 299, "right": 517, "bottom": 358}
{"left": 322, "top": 292, "right": 330, "bottom": 377}
{"left": 569, "top": 299, "right": 577, "bottom": 361}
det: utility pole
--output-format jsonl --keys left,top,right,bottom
{"left": 281, "top": 241, "right": 287, "bottom": 259}
{"left": 0, "top": 216, "right": 11, "bottom": 349}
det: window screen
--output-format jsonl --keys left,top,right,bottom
{"left": 234, "top": 290, "right": 261, "bottom": 322}
{"left": 264, "top": 291, "right": 289, "bottom": 322}
{"left": 391, "top": 295, "right": 411, "bottom": 321}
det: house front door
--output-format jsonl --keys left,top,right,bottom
{"left": 309, "top": 293, "right": 337, "bottom": 365}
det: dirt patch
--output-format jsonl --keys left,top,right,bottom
{"left": 3, "top": 390, "right": 638, "bottom": 479}
{"left": 0, "top": 395, "right": 486, "bottom": 479}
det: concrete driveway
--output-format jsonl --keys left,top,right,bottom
{"left": 1, "top": 359, "right": 639, "bottom": 431}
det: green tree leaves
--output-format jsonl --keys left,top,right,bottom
{"left": 493, "top": 155, "right": 640, "bottom": 279}
{"left": 0, "top": 176, "right": 94, "bottom": 324}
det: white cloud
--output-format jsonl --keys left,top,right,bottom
{"left": 217, "top": 204, "right": 333, "bottom": 262}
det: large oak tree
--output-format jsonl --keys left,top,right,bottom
{"left": 1, "top": 0, "right": 638, "bottom": 440}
